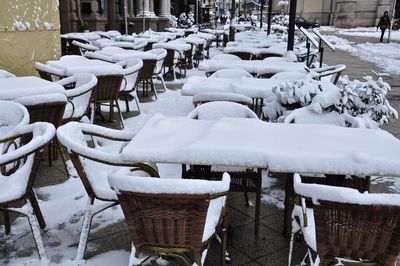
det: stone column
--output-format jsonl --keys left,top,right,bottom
{"left": 149, "top": 0, "right": 156, "bottom": 16}
{"left": 159, "top": 0, "right": 171, "bottom": 17}
{"left": 136, "top": 0, "right": 150, "bottom": 16}
{"left": 158, "top": 0, "right": 171, "bottom": 30}
{"left": 107, "top": 0, "right": 117, "bottom": 29}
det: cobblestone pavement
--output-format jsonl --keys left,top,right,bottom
{"left": 1, "top": 32, "right": 400, "bottom": 266}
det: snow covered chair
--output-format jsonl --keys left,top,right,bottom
{"left": 311, "top": 64, "right": 346, "bottom": 85}
{"left": 0, "top": 101, "right": 29, "bottom": 138}
{"left": 108, "top": 173, "right": 230, "bottom": 266}
{"left": 0, "top": 122, "right": 55, "bottom": 261}
{"left": 136, "top": 58, "right": 158, "bottom": 100}
{"left": 192, "top": 92, "right": 253, "bottom": 107}
{"left": 289, "top": 173, "right": 400, "bottom": 266}
{"left": 56, "top": 122, "right": 159, "bottom": 261}
{"left": 211, "top": 54, "right": 242, "bottom": 61}
{"left": 0, "top": 69, "right": 16, "bottom": 78}
{"left": 271, "top": 71, "right": 307, "bottom": 80}
{"left": 148, "top": 48, "right": 168, "bottom": 92}
{"left": 71, "top": 40, "right": 99, "bottom": 55}
{"left": 35, "top": 62, "right": 65, "bottom": 81}
{"left": 210, "top": 69, "right": 253, "bottom": 79}
{"left": 15, "top": 93, "right": 67, "bottom": 167}
{"left": 187, "top": 101, "right": 258, "bottom": 120}
{"left": 226, "top": 51, "right": 252, "bottom": 60}
{"left": 54, "top": 73, "right": 98, "bottom": 123}
{"left": 185, "top": 102, "right": 261, "bottom": 231}
{"left": 116, "top": 58, "right": 143, "bottom": 113}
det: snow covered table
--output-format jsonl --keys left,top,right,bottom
{"left": 181, "top": 76, "right": 284, "bottom": 99}
{"left": 0, "top": 76, "right": 65, "bottom": 100}
{"left": 198, "top": 59, "right": 308, "bottom": 76}
{"left": 46, "top": 58, "right": 123, "bottom": 76}
{"left": 122, "top": 114, "right": 400, "bottom": 176}
{"left": 121, "top": 114, "right": 400, "bottom": 233}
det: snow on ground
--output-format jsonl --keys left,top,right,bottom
{"left": 320, "top": 26, "right": 400, "bottom": 42}
{"left": 2, "top": 41, "right": 400, "bottom": 265}
{"left": 323, "top": 34, "right": 400, "bottom": 75}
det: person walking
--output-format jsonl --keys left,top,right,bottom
{"left": 377, "top": 11, "right": 391, "bottom": 43}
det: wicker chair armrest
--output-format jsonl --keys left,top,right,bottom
{"left": 54, "top": 75, "right": 77, "bottom": 87}
{"left": 0, "top": 122, "right": 55, "bottom": 166}
{"left": 34, "top": 62, "right": 65, "bottom": 77}
{"left": 62, "top": 75, "right": 97, "bottom": 98}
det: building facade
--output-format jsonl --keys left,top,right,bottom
{"left": 59, "top": 0, "right": 172, "bottom": 34}
{"left": 296, "top": 0, "right": 399, "bottom": 27}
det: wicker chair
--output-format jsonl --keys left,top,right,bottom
{"left": 184, "top": 102, "right": 262, "bottom": 233}
{"left": 53, "top": 73, "right": 98, "bottom": 123}
{"left": 289, "top": 173, "right": 400, "bottom": 266}
{"left": 108, "top": 173, "right": 231, "bottom": 266}
{"left": 211, "top": 54, "right": 242, "bottom": 61}
{"left": 71, "top": 40, "right": 99, "bottom": 55}
{"left": 148, "top": 48, "right": 168, "bottom": 92}
{"left": 258, "top": 52, "right": 282, "bottom": 60}
{"left": 162, "top": 48, "right": 177, "bottom": 80}
{"left": 93, "top": 74, "right": 125, "bottom": 128}
{"left": 57, "top": 122, "right": 160, "bottom": 261}
{"left": 35, "top": 62, "right": 65, "bottom": 81}
{"left": 0, "top": 69, "right": 16, "bottom": 78}
{"left": 0, "top": 122, "right": 55, "bottom": 261}
{"left": 193, "top": 43, "right": 205, "bottom": 67}
{"left": 116, "top": 58, "right": 144, "bottom": 113}
{"left": 136, "top": 58, "right": 158, "bottom": 100}
{"left": 226, "top": 51, "right": 252, "bottom": 60}
{"left": 0, "top": 101, "right": 29, "bottom": 138}
{"left": 14, "top": 93, "right": 67, "bottom": 167}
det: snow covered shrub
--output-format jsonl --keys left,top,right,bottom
{"left": 178, "top": 12, "right": 195, "bottom": 29}
{"left": 169, "top": 15, "right": 178, "bottom": 28}
{"left": 271, "top": 14, "right": 289, "bottom": 27}
{"left": 334, "top": 75, "right": 398, "bottom": 126}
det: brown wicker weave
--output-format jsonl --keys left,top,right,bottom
{"left": 117, "top": 189, "right": 227, "bottom": 266}
{"left": 143, "top": 42, "right": 153, "bottom": 51}
{"left": 283, "top": 173, "right": 371, "bottom": 237}
{"left": 137, "top": 59, "right": 157, "bottom": 100}
{"left": 313, "top": 201, "right": 400, "bottom": 266}
{"left": 93, "top": 75, "right": 124, "bottom": 128}
{"left": 193, "top": 43, "right": 205, "bottom": 67}
{"left": 182, "top": 165, "right": 262, "bottom": 234}
{"left": 227, "top": 52, "right": 252, "bottom": 60}
{"left": 25, "top": 101, "right": 67, "bottom": 166}
{"left": 162, "top": 49, "right": 176, "bottom": 79}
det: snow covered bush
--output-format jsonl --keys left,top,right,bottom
{"left": 178, "top": 12, "right": 195, "bottom": 29}
{"left": 271, "top": 14, "right": 289, "bottom": 27}
{"left": 334, "top": 75, "right": 398, "bottom": 126}
{"left": 263, "top": 74, "right": 398, "bottom": 127}
{"left": 169, "top": 15, "right": 178, "bottom": 28}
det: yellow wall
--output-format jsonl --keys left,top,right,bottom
{"left": 0, "top": 0, "right": 61, "bottom": 76}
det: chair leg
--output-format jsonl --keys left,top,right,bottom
{"left": 75, "top": 199, "right": 95, "bottom": 261}
{"left": 134, "top": 96, "right": 141, "bottom": 114}
{"left": 26, "top": 200, "right": 48, "bottom": 261}
{"left": 115, "top": 100, "right": 124, "bottom": 129}
{"left": 150, "top": 80, "right": 158, "bottom": 100}
{"left": 109, "top": 101, "right": 114, "bottom": 122}
{"left": 159, "top": 75, "right": 167, "bottom": 91}
{"left": 48, "top": 144, "right": 52, "bottom": 167}
{"left": 124, "top": 92, "right": 130, "bottom": 112}
{"left": 30, "top": 192, "right": 46, "bottom": 230}
{"left": 3, "top": 209, "right": 10, "bottom": 235}
{"left": 284, "top": 173, "right": 294, "bottom": 237}
{"left": 288, "top": 231, "right": 295, "bottom": 266}
{"left": 254, "top": 169, "right": 262, "bottom": 234}
{"left": 57, "top": 140, "right": 70, "bottom": 176}
{"left": 244, "top": 192, "right": 250, "bottom": 207}
{"left": 220, "top": 217, "right": 228, "bottom": 266}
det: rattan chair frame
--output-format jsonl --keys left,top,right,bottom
{"left": 0, "top": 128, "right": 53, "bottom": 260}
{"left": 117, "top": 187, "right": 228, "bottom": 266}
{"left": 182, "top": 165, "right": 262, "bottom": 234}
{"left": 136, "top": 59, "right": 158, "bottom": 100}
{"left": 61, "top": 129, "right": 159, "bottom": 261}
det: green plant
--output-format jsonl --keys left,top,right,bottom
{"left": 80, "top": 20, "right": 90, "bottom": 31}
